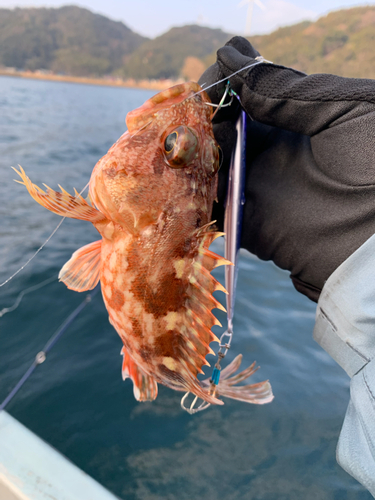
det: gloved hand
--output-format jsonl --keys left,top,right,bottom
{"left": 199, "top": 36, "right": 375, "bottom": 302}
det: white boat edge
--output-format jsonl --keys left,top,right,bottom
{"left": 0, "top": 410, "right": 120, "bottom": 500}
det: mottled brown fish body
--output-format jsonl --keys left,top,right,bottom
{"left": 91, "top": 83, "right": 224, "bottom": 402}
{"left": 15, "top": 82, "right": 229, "bottom": 405}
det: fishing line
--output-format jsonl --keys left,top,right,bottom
{"left": 0, "top": 286, "right": 99, "bottom": 412}
{"left": 0, "top": 275, "right": 57, "bottom": 318}
{"left": 0, "top": 181, "right": 90, "bottom": 288}
{"left": 0, "top": 220, "right": 64, "bottom": 288}
{"left": 129, "top": 57, "right": 271, "bottom": 139}
{"left": 191, "top": 56, "right": 271, "bottom": 100}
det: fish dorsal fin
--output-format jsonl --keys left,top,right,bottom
{"left": 160, "top": 229, "right": 232, "bottom": 405}
{"left": 121, "top": 347, "right": 158, "bottom": 402}
{"left": 126, "top": 82, "right": 205, "bottom": 133}
{"left": 59, "top": 240, "right": 102, "bottom": 291}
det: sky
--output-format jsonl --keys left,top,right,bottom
{"left": 1, "top": 0, "right": 374, "bottom": 37}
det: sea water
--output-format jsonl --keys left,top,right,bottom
{"left": 0, "top": 75, "right": 371, "bottom": 500}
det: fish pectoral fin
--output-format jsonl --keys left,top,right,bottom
{"left": 59, "top": 240, "right": 102, "bottom": 291}
{"left": 121, "top": 347, "right": 158, "bottom": 402}
{"left": 13, "top": 166, "right": 107, "bottom": 223}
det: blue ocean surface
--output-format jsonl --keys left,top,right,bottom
{"left": 0, "top": 75, "right": 371, "bottom": 500}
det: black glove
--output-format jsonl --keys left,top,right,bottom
{"left": 199, "top": 37, "right": 375, "bottom": 302}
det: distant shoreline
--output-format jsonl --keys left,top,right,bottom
{"left": 0, "top": 70, "right": 183, "bottom": 91}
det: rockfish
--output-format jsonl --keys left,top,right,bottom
{"left": 14, "top": 82, "right": 272, "bottom": 406}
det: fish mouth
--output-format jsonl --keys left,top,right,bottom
{"left": 126, "top": 82, "right": 210, "bottom": 134}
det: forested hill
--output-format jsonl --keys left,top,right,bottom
{"left": 124, "top": 25, "right": 233, "bottom": 80}
{"left": 0, "top": 6, "right": 147, "bottom": 75}
{"left": 0, "top": 6, "right": 232, "bottom": 78}
{"left": 1, "top": 5, "right": 375, "bottom": 79}
{"left": 248, "top": 6, "right": 375, "bottom": 79}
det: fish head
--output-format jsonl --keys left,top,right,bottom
{"left": 89, "top": 82, "right": 220, "bottom": 234}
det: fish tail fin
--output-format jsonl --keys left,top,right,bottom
{"left": 216, "top": 379, "right": 274, "bottom": 404}
{"left": 201, "top": 355, "right": 274, "bottom": 405}
{"left": 191, "top": 388, "right": 224, "bottom": 406}
{"left": 181, "top": 365, "right": 224, "bottom": 405}
{"left": 13, "top": 166, "right": 106, "bottom": 223}
{"left": 121, "top": 347, "right": 158, "bottom": 402}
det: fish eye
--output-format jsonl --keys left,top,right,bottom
{"left": 164, "top": 132, "right": 178, "bottom": 154}
{"left": 163, "top": 126, "right": 198, "bottom": 169}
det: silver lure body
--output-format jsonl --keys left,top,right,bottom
{"left": 224, "top": 110, "right": 247, "bottom": 333}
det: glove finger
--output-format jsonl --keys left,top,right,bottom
{"left": 225, "top": 36, "right": 261, "bottom": 59}
{"left": 218, "top": 47, "right": 373, "bottom": 137}
{"left": 217, "top": 45, "right": 258, "bottom": 78}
